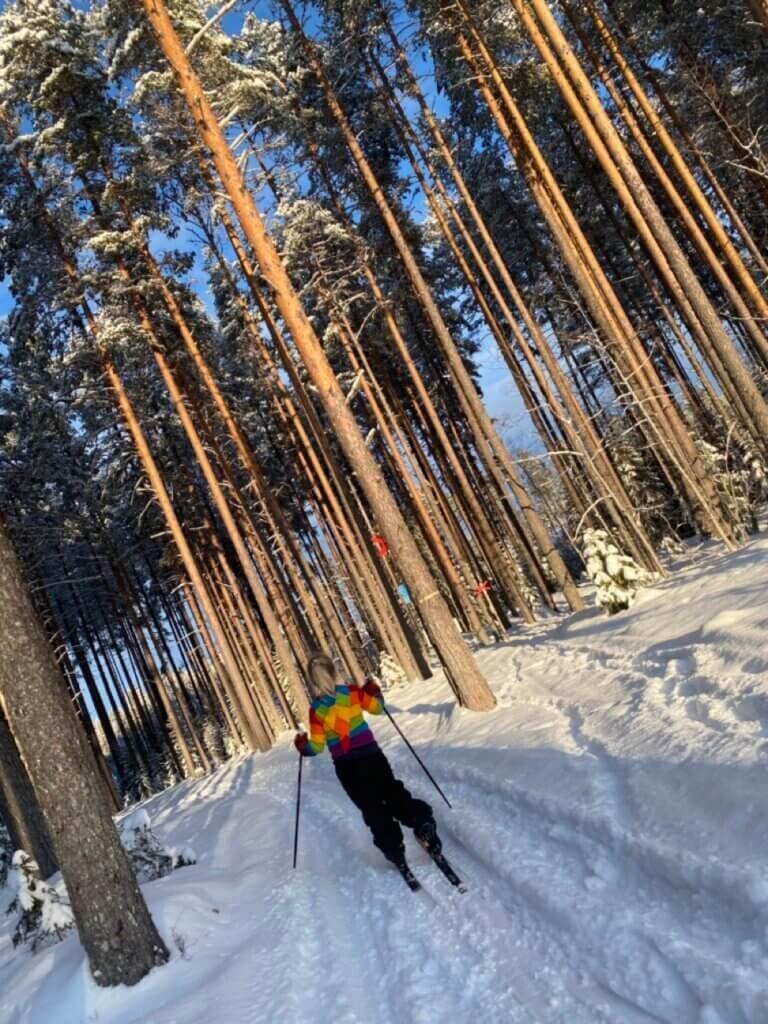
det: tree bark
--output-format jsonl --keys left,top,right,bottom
{"left": 281, "top": 2, "right": 581, "bottom": 612}
{"left": 579, "top": 0, "right": 768, "bottom": 342}
{"left": 0, "top": 524, "right": 168, "bottom": 986}
{"left": 748, "top": 0, "right": 768, "bottom": 29}
{"left": 0, "top": 708, "right": 58, "bottom": 879}
{"left": 369, "top": 49, "right": 660, "bottom": 569}
{"left": 449, "top": 3, "right": 737, "bottom": 546}
{"left": 518, "top": 0, "right": 768, "bottom": 446}
{"left": 141, "top": 0, "right": 496, "bottom": 710}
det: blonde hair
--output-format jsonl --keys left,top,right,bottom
{"left": 307, "top": 652, "right": 338, "bottom": 698}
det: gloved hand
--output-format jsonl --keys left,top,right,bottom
{"left": 363, "top": 678, "right": 383, "bottom": 699}
{"left": 294, "top": 732, "right": 308, "bottom": 755}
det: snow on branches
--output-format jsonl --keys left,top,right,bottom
{"left": 377, "top": 651, "right": 408, "bottom": 689}
{"left": 119, "top": 809, "right": 196, "bottom": 883}
{"left": 6, "top": 851, "right": 74, "bottom": 951}
{"left": 581, "top": 529, "right": 658, "bottom": 615}
{"left": 5, "top": 811, "right": 195, "bottom": 957}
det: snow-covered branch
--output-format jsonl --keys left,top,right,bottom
{"left": 185, "top": 0, "right": 240, "bottom": 56}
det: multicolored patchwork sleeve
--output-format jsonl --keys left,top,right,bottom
{"left": 356, "top": 683, "right": 384, "bottom": 716}
{"left": 303, "top": 704, "right": 328, "bottom": 756}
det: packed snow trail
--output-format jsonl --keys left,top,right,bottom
{"left": 1, "top": 536, "right": 768, "bottom": 1023}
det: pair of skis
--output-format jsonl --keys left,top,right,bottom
{"left": 398, "top": 848, "right": 466, "bottom": 894}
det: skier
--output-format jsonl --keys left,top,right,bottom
{"left": 294, "top": 652, "right": 442, "bottom": 882}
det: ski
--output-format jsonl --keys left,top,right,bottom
{"left": 396, "top": 862, "right": 422, "bottom": 892}
{"left": 427, "top": 850, "right": 467, "bottom": 893}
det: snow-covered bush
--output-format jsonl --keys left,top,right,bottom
{"left": 201, "top": 716, "right": 234, "bottom": 764}
{"left": 377, "top": 652, "right": 407, "bottom": 689}
{"left": 119, "top": 810, "right": 196, "bottom": 882}
{"left": 603, "top": 417, "right": 684, "bottom": 544}
{"left": 6, "top": 851, "right": 74, "bottom": 951}
{"left": 581, "top": 529, "right": 658, "bottom": 615}
{"left": 696, "top": 437, "right": 765, "bottom": 539}
{"left": 377, "top": 653, "right": 406, "bottom": 689}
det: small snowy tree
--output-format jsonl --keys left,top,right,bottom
{"left": 377, "top": 651, "right": 407, "bottom": 689}
{"left": 119, "top": 810, "right": 196, "bottom": 882}
{"left": 696, "top": 437, "right": 765, "bottom": 539}
{"left": 7, "top": 851, "right": 74, "bottom": 951}
{"left": 581, "top": 529, "right": 658, "bottom": 615}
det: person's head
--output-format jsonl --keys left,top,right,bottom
{"left": 306, "top": 652, "right": 338, "bottom": 698}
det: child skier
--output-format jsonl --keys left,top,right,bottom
{"left": 294, "top": 653, "right": 442, "bottom": 879}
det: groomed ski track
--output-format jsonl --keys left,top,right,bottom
{"left": 2, "top": 536, "right": 767, "bottom": 1024}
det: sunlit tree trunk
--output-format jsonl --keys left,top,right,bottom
{"left": 449, "top": 0, "right": 737, "bottom": 547}
{"left": 308, "top": 146, "right": 554, "bottom": 614}
{"left": 280, "top": 1, "right": 582, "bottom": 613}
{"left": 515, "top": 0, "right": 768, "bottom": 444}
{"left": 193, "top": 157, "right": 432, "bottom": 681}
{"left": 141, "top": 0, "right": 496, "bottom": 709}
{"left": 368, "top": 48, "right": 660, "bottom": 569}
{"left": 579, "top": 0, "right": 768, "bottom": 339}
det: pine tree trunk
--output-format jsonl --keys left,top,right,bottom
{"left": 141, "top": 0, "right": 495, "bottom": 710}
{"left": 518, "top": 0, "right": 768, "bottom": 444}
{"left": 0, "top": 525, "right": 168, "bottom": 985}
{"left": 450, "top": 4, "right": 737, "bottom": 546}
{"left": 369, "top": 26, "right": 648, "bottom": 539}
{"left": 374, "top": 57, "right": 657, "bottom": 567}
{"left": 196, "top": 166, "right": 432, "bottom": 681}
{"left": 37, "top": 591, "right": 122, "bottom": 810}
{"left": 205, "top": 552, "right": 279, "bottom": 739}
{"left": 564, "top": 5, "right": 768, "bottom": 374}
{"left": 336, "top": 306, "right": 493, "bottom": 635}
{"left": 607, "top": 12, "right": 768, "bottom": 278}
{"left": 283, "top": 6, "right": 581, "bottom": 613}
{"left": 581, "top": 0, "right": 768, "bottom": 332}
{"left": 181, "top": 585, "right": 244, "bottom": 744}
{"left": 194, "top": 154, "right": 431, "bottom": 677}
{"left": 323, "top": 292, "right": 493, "bottom": 634}
{"left": 9, "top": 143, "right": 264, "bottom": 750}
{"left": 0, "top": 708, "right": 59, "bottom": 879}
{"left": 747, "top": 0, "right": 768, "bottom": 29}
{"left": 117, "top": 563, "right": 203, "bottom": 765}
{"left": 312, "top": 151, "right": 551, "bottom": 613}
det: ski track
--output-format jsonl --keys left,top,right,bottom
{"left": 286, "top": 776, "right": 533, "bottom": 1024}
{"left": 248, "top": 761, "right": 610, "bottom": 1024}
{"left": 247, "top": 752, "right": 726, "bottom": 1024}
{"left": 417, "top": 755, "right": 768, "bottom": 1024}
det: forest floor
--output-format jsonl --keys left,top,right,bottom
{"left": 2, "top": 534, "right": 768, "bottom": 1024}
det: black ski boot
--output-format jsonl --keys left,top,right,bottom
{"left": 389, "top": 849, "right": 421, "bottom": 892}
{"left": 414, "top": 819, "right": 442, "bottom": 856}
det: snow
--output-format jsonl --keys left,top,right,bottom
{"left": 2, "top": 535, "right": 768, "bottom": 1022}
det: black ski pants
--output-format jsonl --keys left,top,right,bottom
{"left": 334, "top": 749, "right": 433, "bottom": 862}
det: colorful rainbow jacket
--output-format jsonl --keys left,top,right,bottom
{"left": 303, "top": 684, "right": 384, "bottom": 760}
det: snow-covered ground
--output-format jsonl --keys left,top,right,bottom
{"left": 2, "top": 535, "right": 768, "bottom": 1024}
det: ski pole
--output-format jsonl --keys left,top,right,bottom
{"left": 292, "top": 752, "right": 303, "bottom": 869}
{"left": 383, "top": 706, "right": 452, "bottom": 809}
